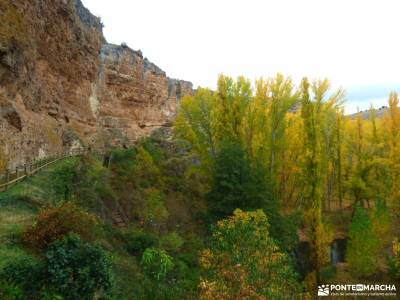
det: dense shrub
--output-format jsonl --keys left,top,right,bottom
{"left": 73, "top": 157, "right": 116, "bottom": 213}
{"left": 51, "top": 160, "right": 77, "bottom": 201}
{"left": 124, "top": 231, "right": 157, "bottom": 256}
{"left": 133, "top": 147, "right": 163, "bottom": 189}
{"left": 0, "top": 281, "right": 24, "bottom": 300}
{"left": 1, "top": 235, "right": 114, "bottom": 300}
{"left": 109, "top": 149, "right": 136, "bottom": 179}
{"left": 346, "top": 205, "right": 379, "bottom": 277}
{"left": 21, "top": 202, "right": 98, "bottom": 251}
{"left": 0, "top": 256, "right": 44, "bottom": 298}
{"left": 141, "top": 248, "right": 174, "bottom": 281}
{"left": 141, "top": 188, "right": 168, "bottom": 224}
{"left": 371, "top": 199, "right": 391, "bottom": 247}
{"left": 138, "top": 138, "right": 166, "bottom": 164}
{"left": 160, "top": 232, "right": 184, "bottom": 253}
{"left": 44, "top": 234, "right": 114, "bottom": 300}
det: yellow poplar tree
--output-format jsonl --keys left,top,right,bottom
{"left": 300, "top": 78, "right": 332, "bottom": 284}
{"left": 386, "top": 92, "right": 400, "bottom": 211}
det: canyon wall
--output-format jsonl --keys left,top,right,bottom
{"left": 0, "top": 0, "right": 192, "bottom": 168}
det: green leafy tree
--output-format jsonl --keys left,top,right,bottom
{"left": 300, "top": 78, "right": 327, "bottom": 283}
{"left": 345, "top": 111, "right": 372, "bottom": 208}
{"left": 199, "top": 209, "right": 300, "bottom": 299}
{"left": 44, "top": 234, "right": 114, "bottom": 300}
{"left": 175, "top": 88, "right": 218, "bottom": 173}
{"left": 133, "top": 146, "right": 163, "bottom": 189}
{"left": 336, "top": 108, "right": 344, "bottom": 209}
{"left": 347, "top": 205, "right": 379, "bottom": 277}
{"left": 385, "top": 92, "right": 400, "bottom": 211}
{"left": 207, "top": 141, "right": 263, "bottom": 216}
{"left": 214, "top": 75, "right": 252, "bottom": 145}
{"left": 264, "top": 74, "right": 299, "bottom": 197}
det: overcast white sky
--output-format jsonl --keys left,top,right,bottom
{"left": 81, "top": 0, "right": 400, "bottom": 113}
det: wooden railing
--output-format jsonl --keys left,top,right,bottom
{"left": 0, "top": 148, "right": 94, "bottom": 192}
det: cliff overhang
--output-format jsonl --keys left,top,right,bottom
{"left": 0, "top": 0, "right": 193, "bottom": 168}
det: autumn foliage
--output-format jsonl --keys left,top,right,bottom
{"left": 199, "top": 209, "right": 300, "bottom": 299}
{"left": 21, "top": 202, "right": 98, "bottom": 252}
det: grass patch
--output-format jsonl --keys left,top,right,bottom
{"left": 0, "top": 157, "right": 80, "bottom": 207}
{"left": 0, "top": 191, "right": 36, "bottom": 270}
{"left": 0, "top": 157, "right": 81, "bottom": 272}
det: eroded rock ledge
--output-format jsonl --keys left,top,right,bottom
{"left": 0, "top": 0, "right": 193, "bottom": 168}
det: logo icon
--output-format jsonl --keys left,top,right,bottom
{"left": 356, "top": 284, "right": 364, "bottom": 291}
{"left": 318, "top": 285, "right": 330, "bottom": 296}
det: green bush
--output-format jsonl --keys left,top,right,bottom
{"left": 0, "top": 256, "right": 44, "bottom": 298}
{"left": 73, "top": 157, "right": 115, "bottom": 213}
{"left": 109, "top": 149, "right": 136, "bottom": 179}
{"left": 0, "top": 281, "right": 24, "bottom": 300}
{"left": 138, "top": 138, "right": 165, "bottom": 165}
{"left": 141, "top": 248, "right": 174, "bottom": 281}
{"left": 346, "top": 205, "right": 379, "bottom": 277}
{"left": 141, "top": 188, "right": 168, "bottom": 224}
{"left": 125, "top": 231, "right": 157, "bottom": 256}
{"left": 160, "top": 232, "right": 184, "bottom": 253}
{"left": 51, "top": 160, "right": 77, "bottom": 201}
{"left": 168, "top": 258, "right": 200, "bottom": 298}
{"left": 44, "top": 234, "right": 114, "bottom": 300}
{"left": 2, "top": 234, "right": 114, "bottom": 300}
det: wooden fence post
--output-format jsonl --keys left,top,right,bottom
{"left": 5, "top": 169, "right": 9, "bottom": 191}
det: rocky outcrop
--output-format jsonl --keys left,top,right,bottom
{"left": 0, "top": 0, "right": 193, "bottom": 168}
{"left": 347, "top": 106, "right": 389, "bottom": 119}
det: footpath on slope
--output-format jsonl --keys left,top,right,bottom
{"left": 0, "top": 148, "right": 130, "bottom": 228}
{"left": 0, "top": 148, "right": 111, "bottom": 192}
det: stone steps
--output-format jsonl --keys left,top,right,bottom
{"left": 112, "top": 211, "right": 126, "bottom": 228}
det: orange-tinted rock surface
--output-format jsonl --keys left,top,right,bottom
{"left": 0, "top": 0, "right": 192, "bottom": 168}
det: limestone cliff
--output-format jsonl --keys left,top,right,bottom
{"left": 0, "top": 0, "right": 193, "bottom": 168}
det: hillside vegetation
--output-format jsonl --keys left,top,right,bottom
{"left": 0, "top": 74, "right": 399, "bottom": 299}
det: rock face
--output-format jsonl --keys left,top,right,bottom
{"left": 0, "top": 0, "right": 193, "bottom": 168}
